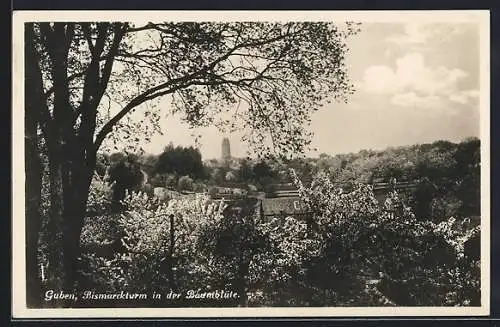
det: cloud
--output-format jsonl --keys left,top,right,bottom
{"left": 363, "top": 53, "right": 468, "bottom": 95}
{"left": 384, "top": 47, "right": 393, "bottom": 58}
{"left": 386, "top": 23, "right": 432, "bottom": 45}
{"left": 362, "top": 65, "right": 398, "bottom": 93}
{"left": 391, "top": 92, "right": 442, "bottom": 109}
{"left": 386, "top": 23, "right": 467, "bottom": 46}
{"left": 362, "top": 52, "right": 469, "bottom": 109}
{"left": 449, "top": 89, "right": 480, "bottom": 105}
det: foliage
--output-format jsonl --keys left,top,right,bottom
{"left": 86, "top": 174, "right": 114, "bottom": 215}
{"left": 289, "top": 169, "right": 480, "bottom": 306}
{"left": 27, "top": 21, "right": 359, "bottom": 295}
{"left": 73, "top": 134, "right": 481, "bottom": 307}
{"left": 247, "top": 216, "right": 323, "bottom": 306}
{"left": 306, "top": 138, "right": 481, "bottom": 221}
{"left": 225, "top": 171, "right": 236, "bottom": 182}
{"left": 177, "top": 175, "right": 194, "bottom": 191}
{"left": 95, "top": 154, "right": 108, "bottom": 177}
{"left": 237, "top": 159, "right": 255, "bottom": 182}
{"left": 156, "top": 144, "right": 205, "bottom": 180}
{"left": 107, "top": 155, "right": 145, "bottom": 209}
{"left": 78, "top": 192, "right": 229, "bottom": 297}
{"left": 109, "top": 22, "right": 359, "bottom": 157}
{"left": 77, "top": 163, "right": 480, "bottom": 307}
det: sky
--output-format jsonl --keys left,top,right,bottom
{"left": 113, "top": 22, "right": 481, "bottom": 160}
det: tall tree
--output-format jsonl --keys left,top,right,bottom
{"left": 24, "top": 21, "right": 358, "bottom": 300}
{"left": 25, "top": 24, "right": 45, "bottom": 307}
{"left": 156, "top": 145, "right": 204, "bottom": 179}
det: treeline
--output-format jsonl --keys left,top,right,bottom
{"left": 95, "top": 144, "right": 284, "bottom": 197}
{"left": 97, "top": 137, "right": 480, "bottom": 221}
{"left": 321, "top": 137, "right": 481, "bottom": 221}
{"left": 252, "top": 137, "right": 480, "bottom": 222}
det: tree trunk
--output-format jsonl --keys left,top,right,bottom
{"left": 24, "top": 23, "right": 44, "bottom": 308}
{"left": 46, "top": 154, "right": 66, "bottom": 294}
{"left": 61, "top": 175, "right": 90, "bottom": 292}
{"left": 46, "top": 149, "right": 93, "bottom": 305}
{"left": 25, "top": 94, "right": 42, "bottom": 308}
{"left": 30, "top": 22, "right": 123, "bottom": 305}
{"left": 61, "top": 203, "right": 86, "bottom": 291}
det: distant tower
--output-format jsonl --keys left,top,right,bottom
{"left": 221, "top": 137, "right": 231, "bottom": 162}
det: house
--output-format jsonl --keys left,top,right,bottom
{"left": 265, "top": 183, "right": 300, "bottom": 198}
{"left": 211, "top": 197, "right": 261, "bottom": 219}
{"left": 258, "top": 197, "right": 310, "bottom": 218}
{"left": 209, "top": 186, "right": 249, "bottom": 199}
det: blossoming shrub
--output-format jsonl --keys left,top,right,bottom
{"left": 246, "top": 215, "right": 324, "bottom": 306}
{"left": 129, "top": 193, "right": 233, "bottom": 297}
{"left": 77, "top": 169, "right": 480, "bottom": 307}
{"left": 290, "top": 169, "right": 480, "bottom": 306}
{"left": 78, "top": 189, "right": 234, "bottom": 304}
{"left": 77, "top": 176, "right": 122, "bottom": 292}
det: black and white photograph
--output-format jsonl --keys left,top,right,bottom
{"left": 12, "top": 10, "right": 490, "bottom": 318}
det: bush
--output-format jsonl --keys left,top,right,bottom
{"left": 76, "top": 169, "right": 480, "bottom": 307}
{"left": 289, "top": 169, "right": 480, "bottom": 306}
{"left": 177, "top": 175, "right": 194, "bottom": 191}
{"left": 78, "top": 191, "right": 232, "bottom": 304}
{"left": 430, "top": 195, "right": 463, "bottom": 222}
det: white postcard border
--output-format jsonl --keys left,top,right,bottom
{"left": 11, "top": 9, "right": 491, "bottom": 318}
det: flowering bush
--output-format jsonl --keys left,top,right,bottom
{"left": 87, "top": 174, "right": 114, "bottom": 214}
{"left": 79, "top": 177, "right": 120, "bottom": 253}
{"left": 431, "top": 216, "right": 480, "bottom": 259}
{"left": 78, "top": 190, "right": 232, "bottom": 299}
{"left": 76, "top": 168, "right": 480, "bottom": 307}
{"left": 247, "top": 216, "right": 323, "bottom": 305}
{"left": 289, "top": 169, "right": 480, "bottom": 306}
{"left": 77, "top": 176, "right": 123, "bottom": 292}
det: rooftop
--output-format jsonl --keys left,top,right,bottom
{"left": 260, "top": 197, "right": 309, "bottom": 216}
